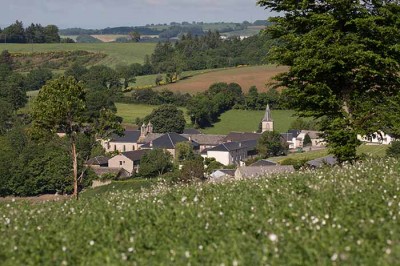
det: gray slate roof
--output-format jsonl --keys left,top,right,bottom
{"left": 236, "top": 165, "right": 295, "bottom": 179}
{"left": 122, "top": 150, "right": 149, "bottom": 162}
{"left": 209, "top": 139, "right": 257, "bottom": 152}
{"left": 86, "top": 156, "right": 110, "bottom": 166}
{"left": 141, "top": 132, "right": 199, "bottom": 149}
{"left": 181, "top": 134, "right": 226, "bottom": 146}
{"left": 224, "top": 132, "right": 262, "bottom": 142}
{"left": 307, "top": 156, "right": 337, "bottom": 168}
{"left": 300, "top": 130, "right": 323, "bottom": 139}
{"left": 110, "top": 130, "right": 141, "bottom": 143}
{"left": 250, "top": 159, "right": 277, "bottom": 167}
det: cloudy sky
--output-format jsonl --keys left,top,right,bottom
{"left": 0, "top": 0, "right": 272, "bottom": 29}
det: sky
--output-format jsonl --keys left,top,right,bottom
{"left": 0, "top": 0, "right": 272, "bottom": 29}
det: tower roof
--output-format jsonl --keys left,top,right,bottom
{"left": 262, "top": 104, "right": 273, "bottom": 122}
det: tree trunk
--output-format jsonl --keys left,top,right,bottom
{"left": 72, "top": 140, "right": 79, "bottom": 200}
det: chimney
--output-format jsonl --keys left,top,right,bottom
{"left": 188, "top": 136, "right": 192, "bottom": 141}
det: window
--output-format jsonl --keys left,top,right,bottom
{"left": 123, "top": 145, "right": 126, "bottom": 152}
{"left": 119, "top": 161, "right": 123, "bottom": 166}
{"left": 114, "top": 145, "right": 117, "bottom": 151}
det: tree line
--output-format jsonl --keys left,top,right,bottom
{"left": 0, "top": 20, "right": 60, "bottom": 43}
{"left": 0, "top": 52, "right": 123, "bottom": 198}
{"left": 149, "top": 32, "right": 272, "bottom": 80}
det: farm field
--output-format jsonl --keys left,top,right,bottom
{"left": 154, "top": 65, "right": 288, "bottom": 93}
{"left": 0, "top": 42, "right": 156, "bottom": 67}
{"left": 1, "top": 158, "right": 399, "bottom": 265}
{"left": 115, "top": 103, "right": 190, "bottom": 125}
{"left": 132, "top": 68, "right": 224, "bottom": 89}
{"left": 202, "top": 109, "right": 297, "bottom": 135}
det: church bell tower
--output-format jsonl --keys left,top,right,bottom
{"left": 261, "top": 104, "right": 274, "bottom": 133}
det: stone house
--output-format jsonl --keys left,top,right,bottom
{"left": 108, "top": 150, "right": 149, "bottom": 175}
{"left": 357, "top": 131, "right": 396, "bottom": 145}
{"left": 206, "top": 140, "right": 257, "bottom": 166}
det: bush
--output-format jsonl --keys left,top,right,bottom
{"left": 387, "top": 140, "right": 400, "bottom": 158}
{"left": 279, "top": 158, "right": 308, "bottom": 170}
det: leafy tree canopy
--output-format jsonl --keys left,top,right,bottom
{"left": 139, "top": 149, "right": 173, "bottom": 178}
{"left": 256, "top": 131, "right": 288, "bottom": 158}
{"left": 258, "top": 0, "right": 400, "bottom": 162}
{"left": 144, "top": 104, "right": 186, "bottom": 133}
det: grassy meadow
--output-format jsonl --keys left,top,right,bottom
{"left": 270, "top": 144, "right": 389, "bottom": 163}
{"left": 1, "top": 157, "right": 399, "bottom": 265}
{"left": 0, "top": 42, "right": 156, "bottom": 67}
{"left": 115, "top": 103, "right": 190, "bottom": 125}
{"left": 202, "top": 109, "right": 297, "bottom": 135}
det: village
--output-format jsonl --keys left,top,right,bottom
{"left": 87, "top": 105, "right": 395, "bottom": 183}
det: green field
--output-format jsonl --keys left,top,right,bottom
{"left": 270, "top": 144, "right": 388, "bottom": 162}
{"left": 0, "top": 43, "right": 156, "bottom": 67}
{"left": 1, "top": 157, "right": 399, "bottom": 265}
{"left": 115, "top": 103, "right": 189, "bottom": 125}
{"left": 202, "top": 109, "right": 297, "bottom": 135}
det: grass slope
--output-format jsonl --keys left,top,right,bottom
{"left": 154, "top": 65, "right": 288, "bottom": 93}
{"left": 270, "top": 144, "right": 388, "bottom": 162}
{"left": 115, "top": 103, "right": 189, "bottom": 125}
{"left": 0, "top": 43, "right": 156, "bottom": 67}
{"left": 0, "top": 158, "right": 399, "bottom": 265}
{"left": 202, "top": 109, "right": 297, "bottom": 135}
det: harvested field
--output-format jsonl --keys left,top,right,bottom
{"left": 155, "top": 65, "right": 288, "bottom": 93}
{"left": 91, "top": 34, "right": 128, "bottom": 42}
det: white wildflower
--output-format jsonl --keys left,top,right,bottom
{"left": 268, "top": 233, "right": 278, "bottom": 242}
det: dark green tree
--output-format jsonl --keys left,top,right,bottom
{"left": 180, "top": 157, "right": 204, "bottom": 183}
{"left": 144, "top": 104, "right": 186, "bottom": 133}
{"left": 31, "top": 76, "right": 123, "bottom": 199}
{"left": 303, "top": 134, "right": 312, "bottom": 147}
{"left": 258, "top": 0, "right": 400, "bottom": 162}
{"left": 139, "top": 149, "right": 173, "bottom": 178}
{"left": 256, "top": 131, "right": 288, "bottom": 158}
{"left": 386, "top": 141, "right": 400, "bottom": 158}
{"left": 25, "top": 68, "right": 53, "bottom": 91}
{"left": 65, "top": 63, "right": 88, "bottom": 81}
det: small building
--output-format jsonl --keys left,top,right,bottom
{"left": 224, "top": 132, "right": 262, "bottom": 143}
{"left": 296, "top": 130, "right": 325, "bottom": 147}
{"left": 209, "top": 169, "right": 235, "bottom": 179}
{"left": 86, "top": 156, "right": 110, "bottom": 168}
{"left": 91, "top": 167, "right": 130, "bottom": 179}
{"left": 357, "top": 131, "right": 396, "bottom": 145}
{"left": 206, "top": 140, "right": 257, "bottom": 166}
{"left": 102, "top": 130, "right": 141, "bottom": 153}
{"left": 181, "top": 134, "right": 226, "bottom": 152}
{"left": 250, "top": 159, "right": 277, "bottom": 167}
{"left": 108, "top": 150, "right": 149, "bottom": 175}
{"left": 234, "top": 165, "right": 295, "bottom": 179}
{"left": 306, "top": 156, "right": 337, "bottom": 168}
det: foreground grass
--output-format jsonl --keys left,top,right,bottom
{"left": 0, "top": 157, "right": 399, "bottom": 265}
{"left": 0, "top": 43, "right": 156, "bottom": 67}
{"left": 202, "top": 109, "right": 297, "bottom": 135}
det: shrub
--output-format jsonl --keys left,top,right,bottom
{"left": 387, "top": 140, "right": 400, "bottom": 158}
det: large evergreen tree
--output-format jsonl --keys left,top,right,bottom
{"left": 258, "top": 0, "right": 400, "bottom": 162}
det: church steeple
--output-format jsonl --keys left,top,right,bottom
{"left": 262, "top": 104, "right": 273, "bottom": 122}
{"left": 261, "top": 104, "right": 274, "bottom": 132}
